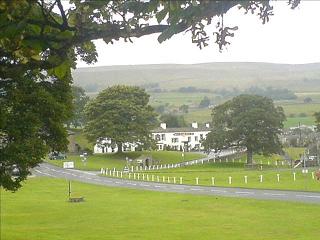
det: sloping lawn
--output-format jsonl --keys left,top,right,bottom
{"left": 2, "top": 177, "right": 320, "bottom": 240}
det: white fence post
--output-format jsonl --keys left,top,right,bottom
{"left": 157, "top": 176, "right": 160, "bottom": 182}
{"left": 129, "top": 173, "right": 131, "bottom": 179}
{"left": 146, "top": 175, "right": 149, "bottom": 181}
{"left": 293, "top": 172, "right": 296, "bottom": 181}
{"left": 228, "top": 176, "right": 232, "bottom": 185}
{"left": 244, "top": 176, "right": 247, "bottom": 184}
{"left": 212, "top": 177, "right": 215, "bottom": 186}
{"left": 312, "top": 172, "right": 315, "bottom": 180}
{"left": 259, "top": 175, "right": 263, "bottom": 183}
{"left": 180, "top": 177, "right": 183, "bottom": 184}
{"left": 196, "top": 177, "right": 199, "bottom": 185}
{"left": 277, "top": 174, "right": 280, "bottom": 182}
{"left": 162, "top": 176, "right": 165, "bottom": 182}
{"left": 137, "top": 173, "right": 140, "bottom": 180}
{"left": 167, "top": 177, "right": 170, "bottom": 183}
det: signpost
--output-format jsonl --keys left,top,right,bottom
{"left": 63, "top": 161, "right": 74, "bottom": 200}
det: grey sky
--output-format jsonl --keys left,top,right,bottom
{"left": 77, "top": 1, "right": 320, "bottom": 67}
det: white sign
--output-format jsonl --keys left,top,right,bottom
{"left": 63, "top": 161, "right": 74, "bottom": 169}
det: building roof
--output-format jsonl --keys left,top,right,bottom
{"left": 151, "top": 127, "right": 211, "bottom": 133}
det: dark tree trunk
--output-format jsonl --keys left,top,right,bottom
{"left": 247, "top": 149, "right": 253, "bottom": 165}
{"left": 117, "top": 142, "right": 123, "bottom": 153}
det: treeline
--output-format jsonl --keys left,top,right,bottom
{"left": 213, "top": 86, "right": 297, "bottom": 100}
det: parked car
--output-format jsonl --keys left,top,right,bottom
{"left": 48, "top": 152, "right": 67, "bottom": 160}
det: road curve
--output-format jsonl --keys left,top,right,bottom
{"left": 33, "top": 163, "right": 320, "bottom": 204}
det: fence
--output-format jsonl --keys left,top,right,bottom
{"left": 100, "top": 168, "right": 317, "bottom": 187}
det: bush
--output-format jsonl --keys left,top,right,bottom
{"left": 298, "top": 112, "right": 307, "bottom": 117}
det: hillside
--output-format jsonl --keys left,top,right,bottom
{"left": 72, "top": 62, "right": 320, "bottom": 94}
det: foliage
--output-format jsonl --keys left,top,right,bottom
{"left": 176, "top": 86, "right": 211, "bottom": 93}
{"left": 314, "top": 111, "right": 320, "bottom": 131}
{"left": 68, "top": 86, "right": 89, "bottom": 128}
{"left": 0, "top": 0, "right": 299, "bottom": 190}
{"left": 304, "top": 97, "right": 313, "bottom": 103}
{"left": 213, "top": 86, "right": 297, "bottom": 100}
{"left": 203, "top": 95, "right": 286, "bottom": 164}
{"left": 179, "top": 104, "right": 189, "bottom": 114}
{"left": 160, "top": 114, "right": 187, "bottom": 128}
{"left": 199, "top": 96, "right": 211, "bottom": 108}
{"left": 84, "top": 85, "right": 157, "bottom": 152}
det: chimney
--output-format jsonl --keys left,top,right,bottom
{"left": 160, "top": 123, "right": 167, "bottom": 129}
{"left": 205, "top": 123, "right": 210, "bottom": 128}
{"left": 191, "top": 122, "right": 198, "bottom": 129}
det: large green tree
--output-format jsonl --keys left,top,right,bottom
{"left": 68, "top": 86, "right": 90, "bottom": 128}
{"left": 315, "top": 112, "right": 320, "bottom": 131}
{"left": 84, "top": 85, "right": 157, "bottom": 153}
{"left": 203, "top": 95, "right": 286, "bottom": 164}
{"left": 0, "top": 0, "right": 299, "bottom": 190}
{"left": 160, "top": 114, "right": 187, "bottom": 128}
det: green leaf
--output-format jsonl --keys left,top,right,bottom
{"left": 52, "top": 61, "right": 70, "bottom": 79}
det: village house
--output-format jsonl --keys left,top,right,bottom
{"left": 93, "top": 122, "right": 211, "bottom": 153}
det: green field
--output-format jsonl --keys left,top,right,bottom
{"left": 284, "top": 116, "right": 316, "bottom": 128}
{"left": 150, "top": 92, "right": 211, "bottom": 107}
{"left": 101, "top": 149, "right": 320, "bottom": 192}
{"left": 2, "top": 177, "right": 320, "bottom": 240}
{"left": 48, "top": 151, "right": 205, "bottom": 171}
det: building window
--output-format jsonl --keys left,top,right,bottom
{"left": 172, "top": 138, "right": 178, "bottom": 143}
{"left": 195, "top": 136, "right": 198, "bottom": 142}
{"left": 200, "top": 134, "right": 203, "bottom": 140}
{"left": 158, "top": 145, "right": 163, "bottom": 150}
{"left": 161, "top": 134, "right": 166, "bottom": 141}
{"left": 188, "top": 136, "right": 191, "bottom": 142}
{"left": 155, "top": 134, "right": 161, "bottom": 141}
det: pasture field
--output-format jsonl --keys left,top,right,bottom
{"left": 48, "top": 151, "right": 205, "bottom": 171}
{"left": 283, "top": 116, "right": 315, "bottom": 128}
{"left": 103, "top": 149, "right": 320, "bottom": 192}
{"left": 132, "top": 163, "right": 320, "bottom": 192}
{"left": 279, "top": 102, "right": 320, "bottom": 117}
{"left": 150, "top": 92, "right": 211, "bottom": 107}
{"left": 2, "top": 177, "right": 320, "bottom": 240}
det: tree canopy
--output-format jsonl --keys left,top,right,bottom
{"left": 315, "top": 112, "right": 320, "bottom": 131}
{"left": 0, "top": 0, "right": 299, "bottom": 190}
{"left": 68, "top": 86, "right": 90, "bottom": 128}
{"left": 203, "top": 95, "right": 286, "bottom": 164}
{"left": 160, "top": 114, "right": 187, "bottom": 128}
{"left": 84, "top": 85, "right": 157, "bottom": 152}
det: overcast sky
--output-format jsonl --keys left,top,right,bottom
{"left": 77, "top": 1, "right": 320, "bottom": 68}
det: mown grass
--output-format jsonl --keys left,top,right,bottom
{"left": 104, "top": 150, "right": 320, "bottom": 192}
{"left": 131, "top": 164, "right": 320, "bottom": 192}
{"left": 2, "top": 177, "right": 320, "bottom": 240}
{"left": 48, "top": 151, "right": 205, "bottom": 171}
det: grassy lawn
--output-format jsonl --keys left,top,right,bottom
{"left": 2, "top": 177, "right": 320, "bottom": 240}
{"left": 103, "top": 151, "right": 320, "bottom": 192}
{"left": 48, "top": 151, "right": 205, "bottom": 171}
{"left": 280, "top": 102, "right": 320, "bottom": 116}
{"left": 131, "top": 164, "right": 320, "bottom": 192}
{"left": 284, "top": 116, "right": 316, "bottom": 128}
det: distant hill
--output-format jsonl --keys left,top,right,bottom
{"left": 72, "top": 62, "right": 320, "bottom": 94}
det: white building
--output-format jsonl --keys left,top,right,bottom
{"left": 94, "top": 138, "right": 137, "bottom": 154}
{"left": 93, "top": 122, "right": 211, "bottom": 153}
{"left": 151, "top": 122, "right": 211, "bottom": 151}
